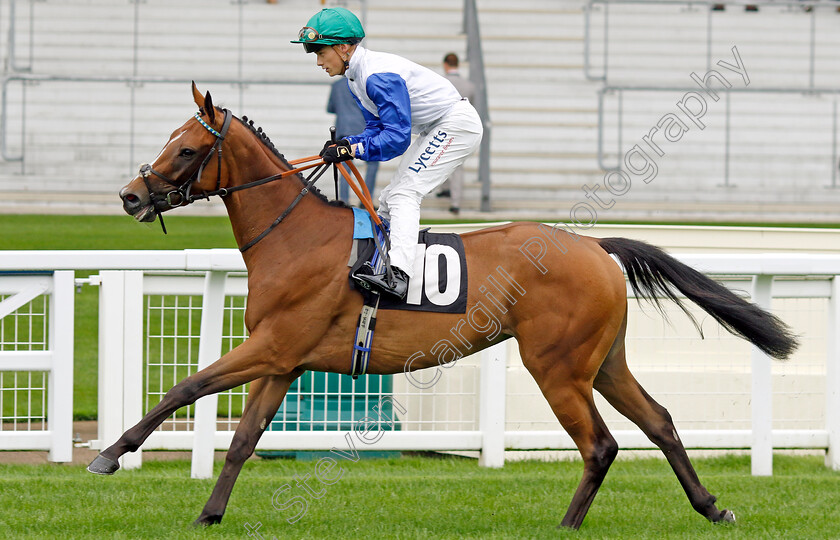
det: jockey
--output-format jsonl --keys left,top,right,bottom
{"left": 291, "top": 7, "right": 483, "bottom": 299}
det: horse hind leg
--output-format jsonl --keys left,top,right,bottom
{"left": 558, "top": 386, "right": 618, "bottom": 529}
{"left": 593, "top": 332, "right": 735, "bottom": 524}
{"left": 526, "top": 358, "right": 618, "bottom": 530}
{"left": 195, "top": 371, "right": 301, "bottom": 526}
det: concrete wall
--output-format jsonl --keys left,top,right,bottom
{"left": 2, "top": 0, "right": 839, "bottom": 221}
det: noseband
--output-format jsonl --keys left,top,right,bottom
{"left": 138, "top": 109, "right": 234, "bottom": 234}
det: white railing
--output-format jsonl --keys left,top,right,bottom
{"left": 0, "top": 247, "right": 838, "bottom": 478}
{"left": 0, "top": 269, "right": 74, "bottom": 461}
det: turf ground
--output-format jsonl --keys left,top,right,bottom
{"left": 1, "top": 454, "right": 839, "bottom": 539}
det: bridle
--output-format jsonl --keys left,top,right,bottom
{"left": 137, "top": 108, "right": 330, "bottom": 251}
{"left": 139, "top": 110, "right": 233, "bottom": 233}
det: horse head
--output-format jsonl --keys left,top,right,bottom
{"left": 120, "top": 83, "right": 353, "bottom": 249}
{"left": 120, "top": 82, "right": 231, "bottom": 224}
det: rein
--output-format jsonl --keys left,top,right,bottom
{"left": 138, "top": 108, "right": 378, "bottom": 253}
{"left": 237, "top": 160, "right": 330, "bottom": 252}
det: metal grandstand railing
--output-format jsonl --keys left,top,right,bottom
{"left": 585, "top": 0, "right": 840, "bottom": 189}
{"left": 584, "top": 0, "right": 837, "bottom": 88}
{"left": 2, "top": 0, "right": 487, "bottom": 209}
{"left": 597, "top": 85, "right": 840, "bottom": 188}
{"left": 1, "top": 0, "right": 340, "bottom": 167}
{"left": 464, "top": 0, "right": 492, "bottom": 212}
{"left": 0, "top": 74, "right": 329, "bottom": 165}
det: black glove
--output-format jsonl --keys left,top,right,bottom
{"left": 319, "top": 139, "right": 334, "bottom": 156}
{"left": 321, "top": 139, "right": 353, "bottom": 163}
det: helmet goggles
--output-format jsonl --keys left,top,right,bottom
{"left": 296, "top": 26, "right": 356, "bottom": 53}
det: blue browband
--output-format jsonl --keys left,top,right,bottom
{"left": 194, "top": 112, "right": 223, "bottom": 138}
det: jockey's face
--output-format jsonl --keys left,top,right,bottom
{"left": 315, "top": 44, "right": 353, "bottom": 77}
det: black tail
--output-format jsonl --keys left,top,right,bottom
{"left": 598, "top": 237, "right": 799, "bottom": 360}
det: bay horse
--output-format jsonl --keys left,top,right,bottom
{"left": 91, "top": 83, "right": 798, "bottom": 530}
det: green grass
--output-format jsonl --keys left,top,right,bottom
{"left": 0, "top": 454, "right": 838, "bottom": 539}
{"left": 0, "top": 214, "right": 238, "bottom": 250}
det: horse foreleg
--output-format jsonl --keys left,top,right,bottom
{"left": 89, "top": 335, "right": 279, "bottom": 474}
{"left": 194, "top": 372, "right": 300, "bottom": 526}
{"left": 594, "top": 342, "right": 735, "bottom": 524}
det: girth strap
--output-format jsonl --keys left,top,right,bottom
{"left": 350, "top": 292, "right": 381, "bottom": 378}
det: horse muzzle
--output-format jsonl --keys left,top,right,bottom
{"left": 119, "top": 186, "right": 157, "bottom": 222}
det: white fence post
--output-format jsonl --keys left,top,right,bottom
{"left": 827, "top": 276, "right": 840, "bottom": 470}
{"left": 97, "top": 271, "right": 126, "bottom": 464}
{"left": 479, "top": 341, "right": 507, "bottom": 468}
{"left": 121, "top": 271, "right": 144, "bottom": 470}
{"left": 751, "top": 274, "right": 773, "bottom": 476}
{"left": 191, "top": 271, "right": 227, "bottom": 479}
{"left": 96, "top": 270, "right": 144, "bottom": 469}
{"left": 48, "top": 271, "right": 74, "bottom": 462}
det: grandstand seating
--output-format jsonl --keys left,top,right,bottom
{"left": 1, "top": 0, "right": 839, "bottom": 222}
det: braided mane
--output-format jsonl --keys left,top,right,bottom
{"left": 236, "top": 114, "right": 347, "bottom": 208}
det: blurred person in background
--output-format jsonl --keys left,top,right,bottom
{"left": 435, "top": 52, "right": 476, "bottom": 215}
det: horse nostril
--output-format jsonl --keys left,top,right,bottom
{"left": 120, "top": 189, "right": 143, "bottom": 210}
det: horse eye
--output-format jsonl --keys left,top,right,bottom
{"left": 179, "top": 148, "right": 196, "bottom": 158}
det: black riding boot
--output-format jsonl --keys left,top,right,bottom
{"left": 355, "top": 266, "right": 410, "bottom": 299}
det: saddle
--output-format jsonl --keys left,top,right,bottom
{"left": 345, "top": 208, "right": 468, "bottom": 377}
{"left": 347, "top": 208, "right": 468, "bottom": 313}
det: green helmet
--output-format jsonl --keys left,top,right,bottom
{"left": 291, "top": 8, "right": 365, "bottom": 53}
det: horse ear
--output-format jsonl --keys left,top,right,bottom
{"left": 204, "top": 91, "right": 216, "bottom": 123}
{"left": 192, "top": 81, "right": 205, "bottom": 109}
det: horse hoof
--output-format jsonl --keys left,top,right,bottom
{"left": 193, "top": 514, "right": 223, "bottom": 527}
{"left": 87, "top": 454, "right": 120, "bottom": 475}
